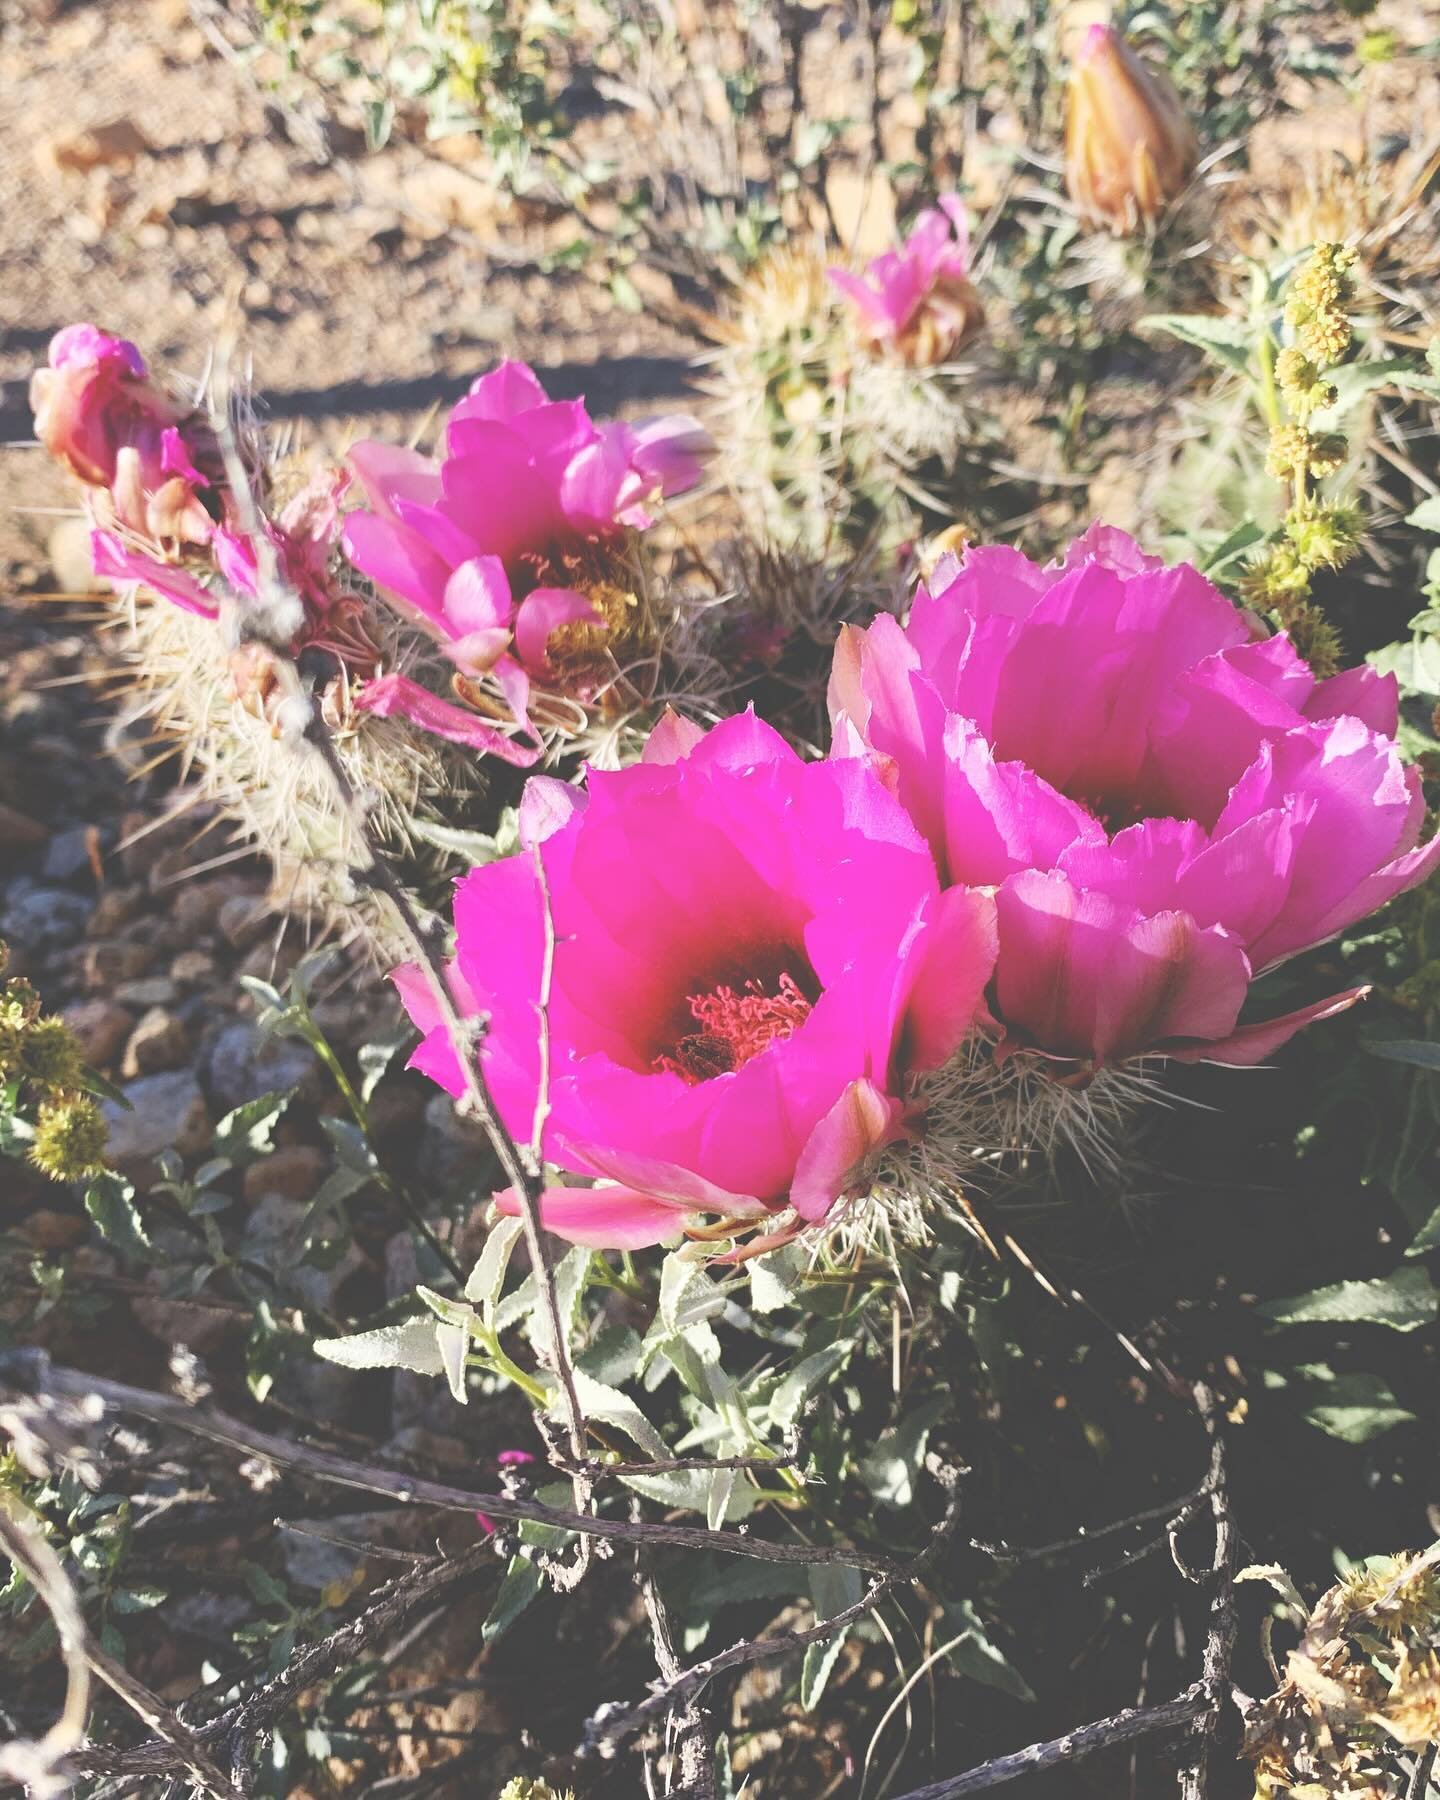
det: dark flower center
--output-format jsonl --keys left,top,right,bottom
{"left": 653, "top": 971, "right": 814, "bottom": 1085}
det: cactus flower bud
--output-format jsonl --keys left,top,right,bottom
{"left": 1065, "top": 23, "right": 1198, "bottom": 235}
{"left": 29, "top": 324, "right": 214, "bottom": 548}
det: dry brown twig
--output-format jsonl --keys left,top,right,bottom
{"left": 0, "top": 1351, "right": 894, "bottom": 1575}
{"left": 585, "top": 1462, "right": 966, "bottom": 1760}
{"left": 0, "top": 1494, "right": 245, "bottom": 1800}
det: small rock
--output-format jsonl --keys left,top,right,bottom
{"left": 171, "top": 874, "right": 264, "bottom": 935}
{"left": 122, "top": 1006, "right": 192, "bottom": 1077}
{"left": 42, "top": 118, "right": 151, "bottom": 175}
{"left": 41, "top": 826, "right": 98, "bottom": 884}
{"left": 2, "top": 883, "right": 93, "bottom": 953}
{"left": 83, "top": 940, "right": 156, "bottom": 990}
{"left": 63, "top": 999, "right": 134, "bottom": 1067}
{"left": 101, "top": 1070, "right": 211, "bottom": 1177}
{"left": 242, "top": 1193, "right": 365, "bottom": 1312}
{"left": 89, "top": 885, "right": 146, "bottom": 934}
{"left": 202, "top": 1021, "right": 321, "bottom": 1114}
{"left": 217, "top": 893, "right": 276, "bottom": 950}
{"left": 0, "top": 803, "right": 47, "bottom": 850}
{"left": 418, "top": 1091, "right": 494, "bottom": 1193}
{"left": 114, "top": 976, "right": 179, "bottom": 1008}
{"left": 242, "top": 1145, "right": 326, "bottom": 1206}
{"left": 170, "top": 949, "right": 217, "bottom": 987}
{"left": 18, "top": 1209, "right": 89, "bottom": 1252}
{"left": 130, "top": 1289, "right": 236, "bottom": 1357}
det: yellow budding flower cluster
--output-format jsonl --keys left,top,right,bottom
{"left": 497, "top": 1782, "right": 576, "bottom": 1800}
{"left": 0, "top": 940, "right": 108, "bottom": 1182}
{"left": 1242, "top": 242, "right": 1363, "bottom": 673}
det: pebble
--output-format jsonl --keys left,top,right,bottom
{"left": 114, "top": 976, "right": 179, "bottom": 1008}
{"left": 88, "top": 885, "right": 147, "bottom": 935}
{"left": 171, "top": 874, "right": 265, "bottom": 935}
{"left": 101, "top": 1070, "right": 211, "bottom": 1177}
{"left": 0, "top": 802, "right": 47, "bottom": 849}
{"left": 122, "top": 1006, "right": 193, "bottom": 1077}
{"left": 171, "top": 949, "right": 218, "bottom": 986}
{"left": 218, "top": 893, "right": 276, "bottom": 950}
{"left": 62, "top": 999, "right": 134, "bottom": 1068}
{"left": 83, "top": 940, "right": 156, "bottom": 990}
{"left": 242, "top": 1144, "right": 326, "bottom": 1205}
{"left": 202, "top": 1020, "right": 322, "bottom": 1114}
{"left": 2, "top": 882, "right": 93, "bottom": 953}
{"left": 41, "top": 826, "right": 97, "bottom": 884}
{"left": 42, "top": 118, "right": 151, "bottom": 175}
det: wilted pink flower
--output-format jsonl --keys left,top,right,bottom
{"left": 828, "top": 196, "right": 985, "bottom": 366}
{"left": 476, "top": 1448, "right": 537, "bottom": 1533}
{"left": 393, "top": 710, "right": 997, "bottom": 1249}
{"left": 342, "top": 361, "right": 710, "bottom": 741}
{"left": 830, "top": 525, "right": 1439, "bottom": 1073}
{"left": 30, "top": 324, "right": 215, "bottom": 554}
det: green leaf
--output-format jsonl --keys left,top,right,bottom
{"left": 1407, "top": 1200, "right": 1440, "bottom": 1258}
{"left": 482, "top": 1557, "right": 543, "bottom": 1645}
{"left": 464, "top": 1215, "right": 525, "bottom": 1323}
{"left": 1317, "top": 358, "right": 1440, "bottom": 425}
{"left": 1260, "top": 1266, "right": 1440, "bottom": 1332}
{"left": 748, "top": 1244, "right": 806, "bottom": 1314}
{"left": 1138, "top": 312, "right": 1255, "bottom": 375}
{"left": 83, "top": 1173, "right": 151, "bottom": 1259}
{"left": 111, "top": 1584, "right": 167, "bottom": 1614}
{"left": 1199, "top": 520, "right": 1267, "bottom": 577}
{"left": 769, "top": 1342, "right": 851, "bottom": 1430}
{"left": 1302, "top": 1372, "right": 1416, "bottom": 1443}
{"left": 409, "top": 809, "right": 520, "bottom": 865}
{"left": 313, "top": 1316, "right": 447, "bottom": 1377}
{"left": 358, "top": 1028, "right": 411, "bottom": 1104}
{"left": 858, "top": 1394, "right": 949, "bottom": 1509}
{"left": 0, "top": 1110, "right": 36, "bottom": 1154}
{"left": 1406, "top": 496, "right": 1440, "bottom": 533}
{"left": 800, "top": 1563, "right": 865, "bottom": 1709}
{"left": 1366, "top": 1038, "right": 1440, "bottom": 1070}
{"left": 213, "top": 1091, "right": 293, "bottom": 1166}
{"left": 942, "top": 1599, "right": 1036, "bottom": 1702}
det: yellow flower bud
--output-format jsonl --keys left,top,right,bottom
{"left": 29, "top": 1098, "right": 109, "bottom": 1182}
{"left": 1065, "top": 24, "right": 1198, "bottom": 235}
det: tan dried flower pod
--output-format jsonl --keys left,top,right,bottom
{"left": 1065, "top": 23, "right": 1198, "bottom": 235}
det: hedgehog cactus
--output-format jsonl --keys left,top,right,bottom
{"left": 701, "top": 204, "right": 984, "bottom": 556}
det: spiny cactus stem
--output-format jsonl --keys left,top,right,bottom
{"left": 206, "top": 375, "right": 596, "bottom": 1586}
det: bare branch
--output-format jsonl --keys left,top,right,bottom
{"left": 0, "top": 1493, "right": 244, "bottom": 1800}
{"left": 1177, "top": 1381, "right": 1239, "bottom": 1799}
{"left": 884, "top": 1685, "right": 1210, "bottom": 1798}
{"left": 586, "top": 1467, "right": 964, "bottom": 1756}
{"left": 0, "top": 1496, "right": 92, "bottom": 1800}
{"left": 0, "top": 1352, "right": 896, "bottom": 1574}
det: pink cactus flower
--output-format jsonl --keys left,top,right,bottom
{"left": 392, "top": 710, "right": 997, "bottom": 1249}
{"left": 30, "top": 324, "right": 215, "bottom": 553}
{"left": 829, "top": 525, "right": 1439, "bottom": 1073}
{"left": 476, "top": 1448, "right": 538, "bottom": 1533}
{"left": 341, "top": 361, "right": 710, "bottom": 739}
{"left": 828, "top": 196, "right": 985, "bottom": 366}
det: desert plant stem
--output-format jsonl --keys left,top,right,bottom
{"left": 0, "top": 1350, "right": 897, "bottom": 1574}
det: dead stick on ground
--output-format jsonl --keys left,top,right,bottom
{"left": 0, "top": 1498, "right": 244, "bottom": 1800}
{"left": 1177, "top": 1380, "right": 1239, "bottom": 1799}
{"left": 0, "top": 1351, "right": 893, "bottom": 1575}
{"left": 586, "top": 1466, "right": 963, "bottom": 1757}
{"left": 641, "top": 1550, "right": 716, "bottom": 1800}
{"left": 883, "top": 1686, "right": 1211, "bottom": 1799}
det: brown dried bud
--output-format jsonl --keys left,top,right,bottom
{"left": 1065, "top": 24, "right": 1199, "bottom": 235}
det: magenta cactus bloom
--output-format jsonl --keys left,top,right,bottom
{"left": 341, "top": 360, "right": 710, "bottom": 737}
{"left": 828, "top": 196, "right": 985, "bottom": 366}
{"left": 30, "top": 324, "right": 215, "bottom": 553}
{"left": 392, "top": 710, "right": 997, "bottom": 1249}
{"left": 829, "top": 525, "right": 1438, "bottom": 1072}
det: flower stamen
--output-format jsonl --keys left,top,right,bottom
{"left": 655, "top": 971, "right": 813, "bottom": 1084}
